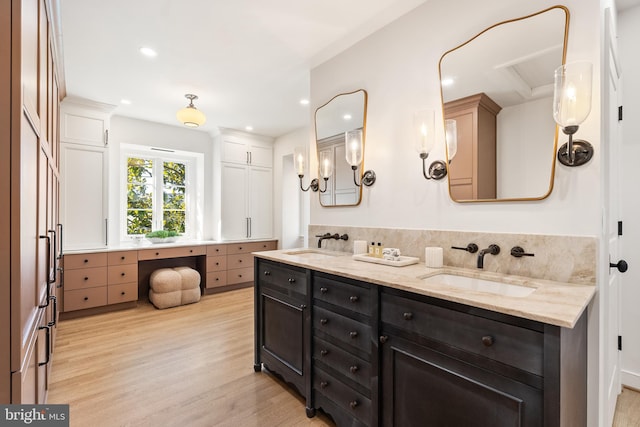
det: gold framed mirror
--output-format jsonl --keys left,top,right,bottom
{"left": 439, "top": 6, "right": 568, "bottom": 202}
{"left": 314, "top": 89, "right": 368, "bottom": 207}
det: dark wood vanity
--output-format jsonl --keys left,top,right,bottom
{"left": 254, "top": 257, "right": 587, "bottom": 427}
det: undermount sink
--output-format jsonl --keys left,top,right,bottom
{"left": 283, "top": 249, "right": 343, "bottom": 259}
{"left": 420, "top": 273, "right": 536, "bottom": 298}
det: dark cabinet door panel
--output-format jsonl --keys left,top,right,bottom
{"left": 262, "top": 293, "right": 304, "bottom": 374}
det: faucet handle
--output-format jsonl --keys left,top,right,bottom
{"left": 511, "top": 246, "right": 534, "bottom": 257}
{"left": 451, "top": 243, "right": 478, "bottom": 254}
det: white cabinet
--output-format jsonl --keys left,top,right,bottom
{"left": 218, "top": 129, "right": 274, "bottom": 240}
{"left": 60, "top": 97, "right": 113, "bottom": 147}
{"left": 60, "top": 143, "right": 108, "bottom": 250}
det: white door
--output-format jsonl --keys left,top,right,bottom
{"left": 602, "top": 8, "right": 625, "bottom": 427}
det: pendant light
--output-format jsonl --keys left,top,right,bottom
{"left": 176, "top": 94, "right": 206, "bottom": 128}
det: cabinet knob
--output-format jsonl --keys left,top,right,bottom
{"left": 288, "top": 277, "right": 296, "bottom": 283}
{"left": 239, "top": 247, "right": 243, "bottom": 250}
{"left": 121, "top": 291, "right": 125, "bottom": 296}
{"left": 155, "top": 252, "right": 159, "bottom": 256}
{"left": 320, "top": 287, "right": 328, "bottom": 294}
{"left": 215, "top": 278, "right": 219, "bottom": 281}
{"left": 121, "top": 272, "right": 125, "bottom": 276}
{"left": 121, "top": 256, "right": 125, "bottom": 260}
{"left": 215, "top": 262, "right": 220, "bottom": 266}
{"left": 349, "top": 401, "right": 359, "bottom": 410}
{"left": 482, "top": 335, "right": 494, "bottom": 347}
{"left": 349, "top": 295, "right": 359, "bottom": 303}
{"left": 299, "top": 304, "right": 307, "bottom": 309}
{"left": 403, "top": 312, "right": 413, "bottom": 320}
{"left": 320, "top": 318, "right": 328, "bottom": 325}
{"left": 379, "top": 335, "right": 389, "bottom": 344}
{"left": 349, "top": 365, "right": 359, "bottom": 374}
{"left": 239, "top": 259, "right": 242, "bottom": 263}
{"left": 190, "top": 249, "right": 193, "bottom": 253}
{"left": 264, "top": 270, "right": 271, "bottom": 276}
{"left": 84, "top": 277, "right": 89, "bottom": 281}
{"left": 238, "top": 274, "right": 242, "bottom": 278}
{"left": 349, "top": 331, "right": 358, "bottom": 339}
{"left": 83, "top": 297, "right": 89, "bottom": 301}
{"left": 320, "top": 381, "right": 328, "bottom": 389}
{"left": 320, "top": 349, "right": 328, "bottom": 357}
{"left": 84, "top": 259, "right": 89, "bottom": 263}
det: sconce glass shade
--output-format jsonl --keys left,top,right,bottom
{"left": 345, "top": 129, "right": 363, "bottom": 167}
{"left": 414, "top": 110, "right": 435, "bottom": 155}
{"left": 177, "top": 94, "right": 206, "bottom": 128}
{"left": 553, "top": 61, "right": 592, "bottom": 128}
{"left": 293, "top": 146, "right": 306, "bottom": 176}
{"left": 445, "top": 119, "right": 458, "bottom": 161}
{"left": 319, "top": 151, "right": 334, "bottom": 179}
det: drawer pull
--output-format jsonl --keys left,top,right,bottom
{"left": 190, "top": 249, "right": 193, "bottom": 253}
{"left": 320, "top": 381, "right": 329, "bottom": 389}
{"left": 403, "top": 312, "right": 413, "bottom": 320}
{"left": 264, "top": 270, "right": 271, "bottom": 276}
{"left": 155, "top": 252, "right": 160, "bottom": 256}
{"left": 84, "top": 259, "right": 89, "bottom": 263}
{"left": 379, "top": 335, "right": 388, "bottom": 344}
{"left": 84, "top": 276, "right": 89, "bottom": 281}
{"left": 239, "top": 259, "right": 242, "bottom": 263}
{"left": 320, "top": 318, "right": 328, "bottom": 325}
{"left": 482, "top": 335, "right": 494, "bottom": 347}
{"left": 349, "top": 295, "right": 359, "bottom": 303}
{"left": 320, "top": 349, "right": 329, "bottom": 357}
{"left": 83, "top": 297, "right": 89, "bottom": 301}
{"left": 121, "top": 272, "right": 126, "bottom": 276}
{"left": 239, "top": 247, "right": 243, "bottom": 250}
{"left": 349, "top": 331, "right": 358, "bottom": 339}
{"left": 300, "top": 304, "right": 307, "bottom": 309}
{"left": 288, "top": 277, "right": 296, "bottom": 283}
{"left": 216, "top": 262, "right": 219, "bottom": 266}
{"left": 121, "top": 291, "right": 126, "bottom": 295}
{"left": 215, "top": 278, "right": 219, "bottom": 281}
{"left": 238, "top": 274, "right": 243, "bottom": 278}
{"left": 349, "top": 400, "right": 359, "bottom": 410}
{"left": 320, "top": 287, "right": 328, "bottom": 294}
{"left": 121, "top": 256, "right": 125, "bottom": 260}
{"left": 349, "top": 365, "right": 359, "bottom": 374}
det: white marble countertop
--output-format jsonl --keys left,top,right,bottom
{"left": 254, "top": 248, "right": 596, "bottom": 329}
{"left": 63, "top": 238, "right": 277, "bottom": 255}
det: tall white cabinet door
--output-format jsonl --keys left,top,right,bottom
{"left": 248, "top": 166, "right": 273, "bottom": 239}
{"left": 221, "top": 163, "right": 249, "bottom": 240}
{"left": 60, "top": 144, "right": 108, "bottom": 250}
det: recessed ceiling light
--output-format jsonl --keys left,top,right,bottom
{"left": 139, "top": 47, "right": 157, "bottom": 57}
{"left": 245, "top": 125, "right": 253, "bottom": 131}
{"left": 343, "top": 114, "right": 352, "bottom": 120}
{"left": 441, "top": 77, "right": 454, "bottom": 87}
{"left": 121, "top": 99, "right": 132, "bottom": 105}
{"left": 299, "top": 99, "right": 309, "bottom": 105}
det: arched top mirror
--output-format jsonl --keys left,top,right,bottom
{"left": 314, "top": 89, "right": 368, "bottom": 207}
{"left": 439, "top": 6, "right": 569, "bottom": 202}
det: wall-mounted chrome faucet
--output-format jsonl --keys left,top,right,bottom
{"left": 477, "top": 244, "right": 500, "bottom": 269}
{"left": 315, "top": 233, "right": 349, "bottom": 248}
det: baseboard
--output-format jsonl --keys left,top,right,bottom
{"left": 621, "top": 369, "right": 640, "bottom": 391}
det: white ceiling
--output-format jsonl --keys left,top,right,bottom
{"left": 59, "top": 0, "right": 427, "bottom": 138}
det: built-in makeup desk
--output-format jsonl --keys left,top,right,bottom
{"left": 61, "top": 239, "right": 277, "bottom": 318}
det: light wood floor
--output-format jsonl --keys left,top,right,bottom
{"left": 48, "top": 288, "right": 333, "bottom": 427}
{"left": 48, "top": 287, "right": 640, "bottom": 427}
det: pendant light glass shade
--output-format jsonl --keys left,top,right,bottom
{"left": 177, "top": 94, "right": 206, "bottom": 128}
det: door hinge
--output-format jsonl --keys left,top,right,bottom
{"left": 618, "top": 106, "right": 623, "bottom": 121}
{"left": 618, "top": 221, "right": 623, "bottom": 236}
{"left": 618, "top": 335, "right": 622, "bottom": 351}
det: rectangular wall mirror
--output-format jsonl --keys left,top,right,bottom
{"left": 314, "top": 89, "right": 368, "bottom": 207}
{"left": 439, "top": 6, "right": 568, "bottom": 202}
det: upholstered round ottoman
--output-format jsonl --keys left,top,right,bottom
{"left": 149, "top": 267, "right": 201, "bottom": 309}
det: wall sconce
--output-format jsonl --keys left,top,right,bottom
{"left": 553, "top": 61, "right": 593, "bottom": 167}
{"left": 294, "top": 147, "right": 332, "bottom": 192}
{"left": 415, "top": 110, "right": 447, "bottom": 180}
{"left": 345, "top": 129, "right": 376, "bottom": 186}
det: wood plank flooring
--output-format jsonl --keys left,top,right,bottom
{"left": 48, "top": 286, "right": 640, "bottom": 426}
{"left": 48, "top": 288, "right": 333, "bottom": 427}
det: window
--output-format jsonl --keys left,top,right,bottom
{"left": 122, "top": 145, "right": 202, "bottom": 241}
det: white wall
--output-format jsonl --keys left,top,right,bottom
{"left": 309, "top": 0, "right": 601, "bottom": 236}
{"left": 618, "top": 3, "right": 640, "bottom": 391}
{"left": 108, "top": 115, "right": 216, "bottom": 242}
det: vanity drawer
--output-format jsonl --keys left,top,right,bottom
{"left": 64, "top": 286, "right": 108, "bottom": 311}
{"left": 108, "top": 250, "right": 138, "bottom": 266}
{"left": 206, "top": 244, "right": 228, "bottom": 256}
{"left": 108, "top": 282, "right": 138, "bottom": 304}
{"left": 381, "top": 293, "right": 544, "bottom": 376}
{"left": 227, "top": 267, "right": 254, "bottom": 285}
{"left": 64, "top": 252, "right": 107, "bottom": 270}
{"left": 314, "top": 306, "right": 371, "bottom": 356}
{"left": 314, "top": 367, "right": 372, "bottom": 426}
{"left": 314, "top": 336, "right": 371, "bottom": 390}
{"left": 65, "top": 267, "right": 108, "bottom": 290}
{"left": 107, "top": 263, "right": 138, "bottom": 285}
{"left": 138, "top": 245, "right": 206, "bottom": 260}
{"left": 314, "top": 275, "right": 371, "bottom": 316}
{"left": 207, "top": 255, "right": 227, "bottom": 272}
{"left": 227, "top": 240, "right": 276, "bottom": 254}
{"left": 227, "top": 253, "right": 254, "bottom": 270}
{"left": 206, "top": 271, "right": 228, "bottom": 289}
{"left": 257, "top": 260, "right": 307, "bottom": 296}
